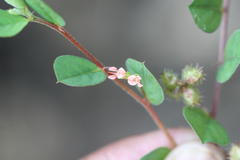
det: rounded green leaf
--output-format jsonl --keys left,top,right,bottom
{"left": 25, "top": 0, "right": 65, "bottom": 26}
{"left": 5, "top": 0, "right": 26, "bottom": 8}
{"left": 217, "top": 30, "right": 240, "bottom": 83}
{"left": 183, "top": 106, "right": 230, "bottom": 146}
{"left": 126, "top": 58, "right": 164, "bottom": 105}
{"left": 0, "top": 9, "right": 29, "bottom": 37}
{"left": 141, "top": 147, "right": 170, "bottom": 160}
{"left": 189, "top": 0, "right": 223, "bottom": 33}
{"left": 53, "top": 55, "right": 106, "bottom": 87}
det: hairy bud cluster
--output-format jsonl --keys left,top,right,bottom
{"left": 182, "top": 65, "right": 204, "bottom": 85}
{"left": 160, "top": 65, "right": 204, "bottom": 106}
{"left": 160, "top": 70, "right": 181, "bottom": 99}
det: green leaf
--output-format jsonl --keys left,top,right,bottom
{"left": 189, "top": 0, "right": 223, "bottom": 33}
{"left": 8, "top": 8, "right": 24, "bottom": 15}
{"left": 217, "top": 30, "right": 240, "bottom": 83}
{"left": 25, "top": 0, "right": 65, "bottom": 26}
{"left": 183, "top": 106, "right": 230, "bottom": 146}
{"left": 126, "top": 58, "right": 164, "bottom": 105}
{"left": 141, "top": 147, "right": 170, "bottom": 160}
{"left": 0, "top": 9, "right": 29, "bottom": 37}
{"left": 5, "top": 0, "right": 26, "bottom": 8}
{"left": 53, "top": 55, "right": 106, "bottom": 87}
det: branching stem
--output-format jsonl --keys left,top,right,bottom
{"left": 33, "top": 18, "right": 177, "bottom": 148}
{"left": 211, "top": 0, "right": 231, "bottom": 118}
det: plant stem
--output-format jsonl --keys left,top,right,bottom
{"left": 211, "top": 0, "right": 231, "bottom": 118}
{"left": 33, "top": 18, "right": 176, "bottom": 148}
{"left": 114, "top": 80, "right": 176, "bottom": 148}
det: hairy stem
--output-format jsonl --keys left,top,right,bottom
{"left": 33, "top": 18, "right": 176, "bottom": 148}
{"left": 211, "top": 0, "right": 231, "bottom": 117}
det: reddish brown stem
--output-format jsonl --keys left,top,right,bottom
{"left": 113, "top": 80, "right": 176, "bottom": 147}
{"left": 211, "top": 0, "right": 231, "bottom": 118}
{"left": 33, "top": 18, "right": 176, "bottom": 148}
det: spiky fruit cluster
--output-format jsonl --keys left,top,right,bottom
{"left": 160, "top": 65, "right": 204, "bottom": 106}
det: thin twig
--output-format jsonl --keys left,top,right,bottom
{"left": 113, "top": 80, "right": 176, "bottom": 147}
{"left": 33, "top": 18, "right": 177, "bottom": 148}
{"left": 211, "top": 0, "right": 231, "bottom": 117}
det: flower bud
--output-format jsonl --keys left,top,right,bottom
{"left": 182, "top": 87, "right": 201, "bottom": 106}
{"left": 230, "top": 144, "right": 240, "bottom": 160}
{"left": 161, "top": 70, "right": 178, "bottom": 90}
{"left": 182, "top": 65, "right": 204, "bottom": 85}
{"left": 165, "top": 141, "right": 225, "bottom": 160}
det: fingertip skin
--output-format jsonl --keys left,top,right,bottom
{"left": 81, "top": 128, "right": 197, "bottom": 160}
{"left": 165, "top": 141, "right": 225, "bottom": 160}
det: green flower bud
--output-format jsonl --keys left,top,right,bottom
{"left": 182, "top": 87, "right": 201, "bottom": 106}
{"left": 230, "top": 144, "right": 240, "bottom": 160}
{"left": 161, "top": 70, "right": 178, "bottom": 90}
{"left": 182, "top": 65, "right": 204, "bottom": 85}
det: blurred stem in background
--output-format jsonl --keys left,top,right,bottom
{"left": 211, "top": 0, "right": 231, "bottom": 117}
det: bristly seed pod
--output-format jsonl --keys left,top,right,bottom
{"left": 161, "top": 70, "right": 178, "bottom": 89}
{"left": 160, "top": 70, "right": 181, "bottom": 99}
{"left": 182, "top": 65, "right": 204, "bottom": 85}
{"left": 182, "top": 87, "right": 201, "bottom": 106}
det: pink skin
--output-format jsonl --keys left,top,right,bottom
{"left": 80, "top": 128, "right": 198, "bottom": 160}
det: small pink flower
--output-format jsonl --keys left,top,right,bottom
{"left": 108, "top": 67, "right": 118, "bottom": 72}
{"left": 137, "top": 82, "right": 143, "bottom": 88}
{"left": 116, "top": 67, "right": 126, "bottom": 79}
{"left": 107, "top": 66, "right": 142, "bottom": 87}
{"left": 107, "top": 67, "right": 126, "bottom": 80}
{"left": 128, "top": 75, "right": 143, "bottom": 87}
{"left": 108, "top": 75, "right": 117, "bottom": 80}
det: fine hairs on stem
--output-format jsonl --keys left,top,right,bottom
{"left": 33, "top": 17, "right": 177, "bottom": 148}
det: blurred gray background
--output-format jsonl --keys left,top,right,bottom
{"left": 1, "top": 0, "right": 240, "bottom": 160}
